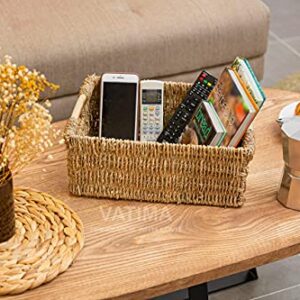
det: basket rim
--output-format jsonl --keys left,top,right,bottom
{"left": 64, "top": 75, "right": 255, "bottom": 156}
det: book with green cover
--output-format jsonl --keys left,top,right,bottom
{"left": 208, "top": 68, "right": 257, "bottom": 147}
{"left": 180, "top": 101, "right": 226, "bottom": 146}
{"left": 232, "top": 57, "right": 266, "bottom": 107}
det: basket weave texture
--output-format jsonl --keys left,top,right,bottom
{"left": 65, "top": 75, "right": 255, "bottom": 208}
{"left": 0, "top": 188, "right": 84, "bottom": 295}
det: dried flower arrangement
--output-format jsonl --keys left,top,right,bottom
{"left": 0, "top": 55, "right": 59, "bottom": 185}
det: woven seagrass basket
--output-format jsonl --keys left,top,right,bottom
{"left": 64, "top": 74, "right": 255, "bottom": 208}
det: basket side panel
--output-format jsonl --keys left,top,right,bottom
{"left": 80, "top": 75, "right": 101, "bottom": 137}
{"left": 65, "top": 75, "right": 100, "bottom": 140}
{"left": 67, "top": 138, "right": 253, "bottom": 208}
{"left": 163, "top": 82, "right": 192, "bottom": 125}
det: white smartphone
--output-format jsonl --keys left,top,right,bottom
{"left": 99, "top": 73, "right": 139, "bottom": 140}
{"left": 140, "top": 80, "right": 164, "bottom": 142}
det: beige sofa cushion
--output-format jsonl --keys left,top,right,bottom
{"left": 0, "top": 0, "right": 269, "bottom": 98}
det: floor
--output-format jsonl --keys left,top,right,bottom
{"left": 210, "top": 257, "right": 300, "bottom": 300}
{"left": 157, "top": 1, "right": 300, "bottom": 299}
{"left": 155, "top": 257, "right": 300, "bottom": 300}
{"left": 261, "top": 0, "right": 300, "bottom": 87}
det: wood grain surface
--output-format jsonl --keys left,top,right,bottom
{"left": 3, "top": 89, "right": 300, "bottom": 300}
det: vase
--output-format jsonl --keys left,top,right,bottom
{"left": 0, "top": 174, "right": 15, "bottom": 243}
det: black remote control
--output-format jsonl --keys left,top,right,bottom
{"left": 157, "top": 71, "right": 217, "bottom": 143}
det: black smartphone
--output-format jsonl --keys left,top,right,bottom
{"left": 99, "top": 73, "right": 139, "bottom": 140}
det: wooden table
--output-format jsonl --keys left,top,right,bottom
{"left": 6, "top": 89, "right": 300, "bottom": 300}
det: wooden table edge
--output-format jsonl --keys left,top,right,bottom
{"left": 104, "top": 242, "right": 300, "bottom": 300}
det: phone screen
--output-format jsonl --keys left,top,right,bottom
{"left": 102, "top": 82, "right": 137, "bottom": 140}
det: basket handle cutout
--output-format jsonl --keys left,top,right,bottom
{"left": 71, "top": 94, "right": 87, "bottom": 119}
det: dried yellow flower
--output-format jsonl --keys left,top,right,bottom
{"left": 0, "top": 55, "right": 59, "bottom": 184}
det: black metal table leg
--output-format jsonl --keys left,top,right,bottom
{"left": 155, "top": 269, "right": 259, "bottom": 300}
{"left": 188, "top": 282, "right": 208, "bottom": 300}
{"left": 246, "top": 268, "right": 258, "bottom": 282}
{"left": 186, "top": 268, "right": 258, "bottom": 300}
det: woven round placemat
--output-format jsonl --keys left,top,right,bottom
{"left": 0, "top": 188, "right": 84, "bottom": 295}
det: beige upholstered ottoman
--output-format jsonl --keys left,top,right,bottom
{"left": 0, "top": 0, "right": 269, "bottom": 120}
